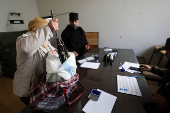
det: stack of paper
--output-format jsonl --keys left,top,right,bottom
{"left": 80, "top": 62, "right": 100, "bottom": 69}
{"left": 78, "top": 56, "right": 95, "bottom": 64}
{"left": 117, "top": 75, "right": 142, "bottom": 96}
{"left": 83, "top": 89, "right": 117, "bottom": 113}
{"left": 86, "top": 56, "right": 95, "bottom": 61}
{"left": 119, "top": 61, "right": 141, "bottom": 73}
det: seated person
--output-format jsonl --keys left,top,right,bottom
{"left": 61, "top": 13, "right": 90, "bottom": 60}
{"left": 141, "top": 38, "right": 170, "bottom": 113}
{"left": 13, "top": 18, "right": 59, "bottom": 105}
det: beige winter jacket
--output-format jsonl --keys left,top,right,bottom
{"left": 13, "top": 25, "right": 56, "bottom": 97}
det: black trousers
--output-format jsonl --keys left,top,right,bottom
{"left": 20, "top": 97, "right": 30, "bottom": 105}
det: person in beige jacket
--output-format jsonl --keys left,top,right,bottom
{"left": 13, "top": 18, "right": 59, "bottom": 105}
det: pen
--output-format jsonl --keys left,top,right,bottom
{"left": 119, "top": 63, "right": 125, "bottom": 72}
{"left": 128, "top": 76, "right": 140, "bottom": 78}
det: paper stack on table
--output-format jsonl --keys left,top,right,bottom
{"left": 80, "top": 62, "right": 100, "bottom": 69}
{"left": 119, "top": 61, "right": 141, "bottom": 73}
{"left": 78, "top": 56, "right": 95, "bottom": 64}
{"left": 117, "top": 75, "right": 142, "bottom": 96}
{"left": 83, "top": 89, "right": 117, "bottom": 113}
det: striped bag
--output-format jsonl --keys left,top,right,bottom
{"left": 28, "top": 72, "right": 84, "bottom": 112}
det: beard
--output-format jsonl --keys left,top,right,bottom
{"left": 73, "top": 26, "right": 78, "bottom": 30}
{"left": 70, "top": 23, "right": 79, "bottom": 30}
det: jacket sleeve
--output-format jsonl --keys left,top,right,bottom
{"left": 151, "top": 66, "right": 167, "bottom": 77}
{"left": 16, "top": 25, "right": 53, "bottom": 57}
{"left": 61, "top": 29, "right": 74, "bottom": 52}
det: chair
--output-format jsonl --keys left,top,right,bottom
{"left": 148, "top": 46, "right": 166, "bottom": 66}
{"left": 84, "top": 32, "right": 98, "bottom": 54}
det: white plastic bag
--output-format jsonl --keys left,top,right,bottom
{"left": 46, "top": 53, "right": 61, "bottom": 73}
{"left": 46, "top": 52, "right": 77, "bottom": 82}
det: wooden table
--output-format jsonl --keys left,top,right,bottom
{"left": 21, "top": 48, "right": 152, "bottom": 113}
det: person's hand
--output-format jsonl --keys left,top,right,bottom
{"left": 151, "top": 93, "right": 168, "bottom": 110}
{"left": 85, "top": 45, "right": 90, "bottom": 50}
{"left": 73, "top": 51, "right": 78, "bottom": 57}
{"left": 140, "top": 64, "right": 152, "bottom": 72}
{"left": 48, "top": 18, "right": 59, "bottom": 32}
{"left": 50, "top": 50, "right": 58, "bottom": 54}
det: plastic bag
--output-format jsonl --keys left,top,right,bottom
{"left": 46, "top": 52, "right": 77, "bottom": 82}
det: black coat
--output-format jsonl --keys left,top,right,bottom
{"left": 151, "top": 66, "right": 170, "bottom": 105}
{"left": 61, "top": 25, "right": 88, "bottom": 59}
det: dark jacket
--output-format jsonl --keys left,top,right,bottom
{"left": 61, "top": 25, "right": 88, "bottom": 59}
{"left": 150, "top": 66, "right": 170, "bottom": 112}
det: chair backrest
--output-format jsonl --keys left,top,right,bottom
{"left": 85, "top": 32, "right": 98, "bottom": 48}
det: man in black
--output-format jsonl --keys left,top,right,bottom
{"left": 61, "top": 13, "right": 90, "bottom": 60}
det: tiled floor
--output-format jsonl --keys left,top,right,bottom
{"left": 0, "top": 76, "right": 160, "bottom": 113}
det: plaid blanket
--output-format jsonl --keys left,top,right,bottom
{"left": 28, "top": 72, "right": 80, "bottom": 112}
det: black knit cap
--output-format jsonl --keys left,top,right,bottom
{"left": 69, "top": 13, "right": 79, "bottom": 20}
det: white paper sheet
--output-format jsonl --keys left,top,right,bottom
{"left": 85, "top": 56, "right": 95, "bottom": 61}
{"left": 78, "top": 59, "right": 87, "bottom": 64}
{"left": 82, "top": 89, "right": 117, "bottom": 113}
{"left": 80, "top": 62, "right": 100, "bottom": 69}
{"left": 119, "top": 61, "right": 141, "bottom": 73}
{"left": 117, "top": 75, "right": 142, "bottom": 96}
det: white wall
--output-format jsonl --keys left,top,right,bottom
{"left": 0, "top": 0, "right": 40, "bottom": 32}
{"left": 36, "top": 0, "right": 170, "bottom": 63}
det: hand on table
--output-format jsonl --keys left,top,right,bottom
{"left": 140, "top": 64, "right": 152, "bottom": 72}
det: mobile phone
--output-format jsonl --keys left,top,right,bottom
{"left": 92, "top": 89, "right": 101, "bottom": 96}
{"left": 129, "top": 66, "right": 141, "bottom": 71}
{"left": 88, "top": 89, "right": 101, "bottom": 101}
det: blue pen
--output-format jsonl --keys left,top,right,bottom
{"left": 128, "top": 76, "right": 140, "bottom": 78}
{"left": 119, "top": 63, "right": 125, "bottom": 72}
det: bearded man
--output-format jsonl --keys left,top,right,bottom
{"left": 61, "top": 13, "right": 90, "bottom": 60}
